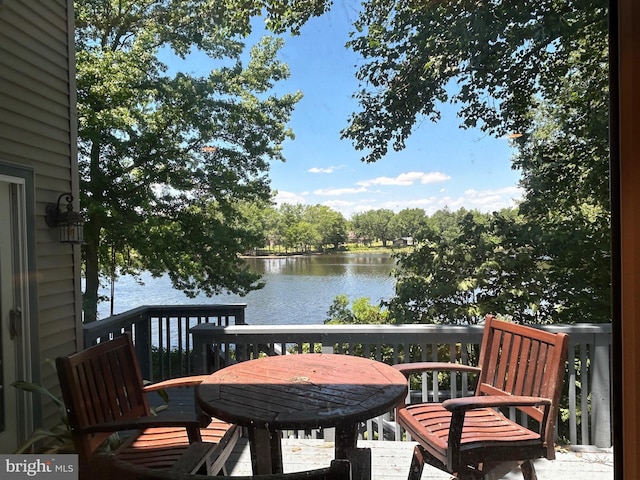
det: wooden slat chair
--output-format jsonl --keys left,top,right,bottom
{"left": 56, "top": 334, "right": 240, "bottom": 480}
{"left": 108, "top": 442, "right": 352, "bottom": 480}
{"left": 394, "top": 315, "right": 569, "bottom": 480}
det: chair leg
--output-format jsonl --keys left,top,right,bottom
{"left": 520, "top": 460, "right": 537, "bottom": 480}
{"left": 407, "top": 445, "right": 426, "bottom": 480}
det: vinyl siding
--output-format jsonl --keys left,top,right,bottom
{"left": 0, "top": 0, "right": 80, "bottom": 429}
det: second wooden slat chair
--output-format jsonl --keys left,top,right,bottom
{"left": 394, "top": 315, "right": 569, "bottom": 480}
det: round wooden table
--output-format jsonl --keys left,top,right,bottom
{"left": 196, "top": 353, "right": 408, "bottom": 474}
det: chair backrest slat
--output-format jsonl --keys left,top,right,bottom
{"left": 504, "top": 333, "right": 522, "bottom": 393}
{"left": 494, "top": 331, "right": 512, "bottom": 391}
{"left": 523, "top": 339, "right": 540, "bottom": 396}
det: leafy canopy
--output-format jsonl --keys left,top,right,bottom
{"left": 76, "top": 0, "right": 331, "bottom": 321}
{"left": 342, "top": 0, "right": 607, "bottom": 163}
{"left": 342, "top": 0, "right": 610, "bottom": 324}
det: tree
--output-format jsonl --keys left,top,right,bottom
{"left": 389, "top": 208, "right": 547, "bottom": 324}
{"left": 351, "top": 209, "right": 395, "bottom": 246}
{"left": 349, "top": 211, "right": 374, "bottom": 245}
{"left": 389, "top": 208, "right": 427, "bottom": 239}
{"left": 76, "top": 0, "right": 330, "bottom": 322}
{"left": 276, "top": 203, "right": 307, "bottom": 252}
{"left": 342, "top": 0, "right": 607, "bottom": 163}
{"left": 325, "top": 294, "right": 389, "bottom": 324}
{"left": 283, "top": 221, "right": 318, "bottom": 252}
{"left": 342, "top": 0, "right": 610, "bottom": 323}
{"left": 305, "top": 205, "right": 348, "bottom": 250}
{"left": 235, "top": 200, "right": 274, "bottom": 254}
{"left": 273, "top": 203, "right": 347, "bottom": 252}
{"left": 512, "top": 48, "right": 611, "bottom": 323}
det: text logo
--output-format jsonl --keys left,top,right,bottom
{"left": 1, "top": 455, "right": 77, "bottom": 480}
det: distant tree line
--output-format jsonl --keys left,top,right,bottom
{"left": 239, "top": 203, "right": 433, "bottom": 253}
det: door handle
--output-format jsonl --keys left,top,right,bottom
{"left": 9, "top": 308, "right": 21, "bottom": 339}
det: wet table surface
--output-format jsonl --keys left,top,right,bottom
{"left": 196, "top": 353, "right": 408, "bottom": 474}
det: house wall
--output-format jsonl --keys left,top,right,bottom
{"left": 0, "top": 0, "right": 81, "bottom": 428}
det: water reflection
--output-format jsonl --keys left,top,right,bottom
{"left": 245, "top": 253, "right": 395, "bottom": 277}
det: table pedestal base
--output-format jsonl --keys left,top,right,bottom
{"left": 249, "top": 424, "right": 371, "bottom": 480}
{"left": 248, "top": 427, "right": 283, "bottom": 474}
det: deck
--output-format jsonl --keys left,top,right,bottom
{"left": 152, "top": 388, "right": 614, "bottom": 479}
{"left": 225, "top": 437, "right": 613, "bottom": 480}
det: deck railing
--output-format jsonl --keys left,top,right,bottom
{"left": 189, "top": 322, "right": 611, "bottom": 449}
{"left": 82, "top": 307, "right": 611, "bottom": 448}
{"left": 82, "top": 304, "right": 246, "bottom": 380}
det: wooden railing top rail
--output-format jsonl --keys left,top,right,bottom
{"left": 190, "top": 322, "right": 611, "bottom": 344}
{"left": 83, "top": 303, "right": 247, "bottom": 345}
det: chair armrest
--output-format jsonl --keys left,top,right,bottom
{"left": 442, "top": 395, "right": 552, "bottom": 412}
{"left": 78, "top": 413, "right": 210, "bottom": 442}
{"left": 393, "top": 362, "right": 481, "bottom": 378}
{"left": 143, "top": 375, "right": 210, "bottom": 392}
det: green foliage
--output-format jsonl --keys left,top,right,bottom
{"left": 389, "top": 208, "right": 427, "bottom": 239}
{"left": 389, "top": 208, "right": 552, "bottom": 324}
{"left": 512, "top": 57, "right": 611, "bottom": 323}
{"left": 350, "top": 209, "right": 395, "bottom": 246}
{"left": 151, "top": 346, "right": 194, "bottom": 381}
{"left": 10, "top": 381, "right": 74, "bottom": 454}
{"left": 76, "top": 0, "right": 331, "bottom": 321}
{"left": 341, "top": 1, "right": 610, "bottom": 324}
{"left": 305, "top": 205, "right": 348, "bottom": 251}
{"left": 243, "top": 202, "right": 349, "bottom": 254}
{"left": 325, "top": 294, "right": 390, "bottom": 325}
{"left": 342, "top": 0, "right": 607, "bottom": 163}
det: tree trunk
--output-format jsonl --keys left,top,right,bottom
{"left": 83, "top": 139, "right": 103, "bottom": 323}
{"left": 83, "top": 216, "right": 101, "bottom": 323}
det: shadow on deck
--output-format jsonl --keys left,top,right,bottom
{"left": 225, "top": 437, "right": 613, "bottom": 480}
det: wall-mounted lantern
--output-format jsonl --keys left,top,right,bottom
{"left": 45, "top": 193, "right": 84, "bottom": 244}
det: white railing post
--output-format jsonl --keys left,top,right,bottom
{"left": 591, "top": 333, "right": 612, "bottom": 447}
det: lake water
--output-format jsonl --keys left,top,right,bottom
{"left": 98, "top": 253, "right": 397, "bottom": 325}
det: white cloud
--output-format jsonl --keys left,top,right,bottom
{"left": 464, "top": 186, "right": 523, "bottom": 197}
{"left": 274, "top": 190, "right": 307, "bottom": 205}
{"left": 462, "top": 186, "right": 524, "bottom": 211}
{"left": 358, "top": 171, "right": 450, "bottom": 187}
{"left": 308, "top": 165, "right": 344, "bottom": 174}
{"left": 424, "top": 186, "right": 524, "bottom": 214}
{"left": 378, "top": 197, "right": 441, "bottom": 211}
{"left": 322, "top": 199, "right": 357, "bottom": 209}
{"left": 313, "top": 186, "right": 368, "bottom": 196}
{"left": 346, "top": 186, "right": 523, "bottom": 217}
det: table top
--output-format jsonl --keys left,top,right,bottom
{"left": 196, "top": 354, "right": 408, "bottom": 430}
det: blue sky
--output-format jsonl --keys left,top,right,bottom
{"left": 167, "top": 2, "right": 523, "bottom": 219}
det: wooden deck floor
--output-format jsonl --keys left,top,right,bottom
{"left": 224, "top": 437, "right": 613, "bottom": 480}
{"left": 153, "top": 387, "right": 614, "bottom": 479}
